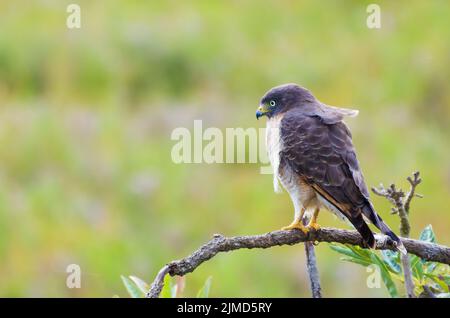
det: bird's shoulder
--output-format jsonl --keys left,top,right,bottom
{"left": 280, "top": 108, "right": 352, "bottom": 144}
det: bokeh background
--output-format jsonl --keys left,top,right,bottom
{"left": 0, "top": 0, "right": 449, "bottom": 297}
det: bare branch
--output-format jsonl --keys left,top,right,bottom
{"left": 304, "top": 241, "right": 322, "bottom": 298}
{"left": 372, "top": 172, "right": 425, "bottom": 298}
{"left": 372, "top": 183, "right": 410, "bottom": 236}
{"left": 372, "top": 184, "right": 404, "bottom": 211}
{"left": 302, "top": 215, "right": 322, "bottom": 298}
{"left": 400, "top": 254, "right": 416, "bottom": 298}
{"left": 404, "top": 171, "right": 422, "bottom": 214}
{"left": 147, "top": 265, "right": 170, "bottom": 298}
{"left": 146, "top": 228, "right": 450, "bottom": 298}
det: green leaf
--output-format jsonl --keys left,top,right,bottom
{"left": 390, "top": 272, "right": 405, "bottom": 283}
{"left": 419, "top": 225, "right": 436, "bottom": 243}
{"left": 381, "top": 250, "right": 401, "bottom": 274}
{"left": 330, "top": 244, "right": 401, "bottom": 297}
{"left": 418, "top": 225, "right": 437, "bottom": 266}
{"left": 121, "top": 275, "right": 144, "bottom": 298}
{"left": 436, "top": 264, "right": 450, "bottom": 286}
{"left": 329, "top": 244, "right": 353, "bottom": 255}
{"left": 160, "top": 275, "right": 172, "bottom": 298}
{"left": 425, "top": 262, "right": 438, "bottom": 274}
{"left": 196, "top": 276, "right": 212, "bottom": 298}
{"left": 129, "top": 276, "right": 150, "bottom": 294}
{"left": 424, "top": 273, "right": 449, "bottom": 293}
{"left": 329, "top": 244, "right": 372, "bottom": 264}
{"left": 410, "top": 255, "right": 424, "bottom": 280}
{"left": 441, "top": 274, "right": 450, "bottom": 286}
{"left": 338, "top": 257, "right": 370, "bottom": 266}
{"left": 347, "top": 245, "right": 373, "bottom": 260}
{"left": 369, "top": 253, "right": 399, "bottom": 298}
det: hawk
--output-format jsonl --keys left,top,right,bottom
{"left": 256, "top": 83, "right": 405, "bottom": 253}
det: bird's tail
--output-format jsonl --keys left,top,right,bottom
{"left": 362, "top": 204, "right": 407, "bottom": 255}
{"left": 349, "top": 212, "right": 376, "bottom": 249}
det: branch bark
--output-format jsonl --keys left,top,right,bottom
{"left": 146, "top": 228, "right": 450, "bottom": 298}
{"left": 302, "top": 215, "right": 322, "bottom": 298}
{"left": 304, "top": 242, "right": 322, "bottom": 298}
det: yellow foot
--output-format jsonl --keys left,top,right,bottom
{"left": 306, "top": 221, "right": 321, "bottom": 231}
{"left": 281, "top": 221, "right": 309, "bottom": 234}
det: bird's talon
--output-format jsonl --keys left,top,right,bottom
{"left": 307, "top": 222, "right": 321, "bottom": 231}
{"left": 281, "top": 221, "right": 309, "bottom": 234}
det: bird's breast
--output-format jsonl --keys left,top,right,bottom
{"left": 266, "top": 115, "right": 283, "bottom": 193}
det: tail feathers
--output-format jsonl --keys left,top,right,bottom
{"left": 350, "top": 214, "right": 376, "bottom": 249}
{"left": 375, "top": 218, "right": 407, "bottom": 255}
{"left": 362, "top": 204, "right": 407, "bottom": 255}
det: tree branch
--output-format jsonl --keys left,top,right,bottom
{"left": 304, "top": 242, "right": 322, "bottom": 298}
{"left": 372, "top": 183, "right": 410, "bottom": 234}
{"left": 404, "top": 171, "right": 422, "bottom": 214}
{"left": 302, "top": 215, "right": 322, "bottom": 298}
{"left": 400, "top": 254, "right": 415, "bottom": 298}
{"left": 372, "top": 171, "right": 423, "bottom": 298}
{"left": 146, "top": 228, "right": 450, "bottom": 298}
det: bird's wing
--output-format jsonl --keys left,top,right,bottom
{"left": 314, "top": 103, "right": 359, "bottom": 124}
{"left": 279, "top": 110, "right": 376, "bottom": 247}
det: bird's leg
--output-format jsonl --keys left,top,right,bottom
{"left": 281, "top": 208, "right": 309, "bottom": 234}
{"left": 306, "top": 208, "right": 321, "bottom": 231}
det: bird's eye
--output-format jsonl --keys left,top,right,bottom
{"left": 269, "top": 100, "right": 276, "bottom": 107}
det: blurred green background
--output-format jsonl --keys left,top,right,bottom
{"left": 0, "top": 0, "right": 449, "bottom": 297}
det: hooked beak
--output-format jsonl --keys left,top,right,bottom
{"left": 256, "top": 104, "right": 269, "bottom": 120}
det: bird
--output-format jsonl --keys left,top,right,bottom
{"left": 256, "top": 83, "right": 406, "bottom": 254}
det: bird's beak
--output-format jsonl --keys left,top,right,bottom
{"left": 256, "top": 104, "right": 269, "bottom": 120}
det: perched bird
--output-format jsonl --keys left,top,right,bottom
{"left": 256, "top": 83, "right": 405, "bottom": 253}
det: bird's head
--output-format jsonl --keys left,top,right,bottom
{"left": 256, "top": 83, "right": 315, "bottom": 120}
